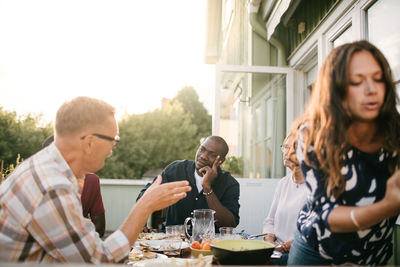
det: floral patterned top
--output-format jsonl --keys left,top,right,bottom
{"left": 296, "top": 125, "right": 398, "bottom": 265}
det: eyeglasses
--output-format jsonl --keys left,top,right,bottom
{"left": 80, "top": 133, "right": 120, "bottom": 144}
{"left": 280, "top": 144, "right": 290, "bottom": 153}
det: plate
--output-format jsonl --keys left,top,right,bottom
{"left": 137, "top": 233, "right": 166, "bottom": 240}
{"left": 135, "top": 239, "right": 190, "bottom": 252}
{"left": 129, "top": 255, "right": 213, "bottom": 267}
{"left": 128, "top": 248, "right": 167, "bottom": 264}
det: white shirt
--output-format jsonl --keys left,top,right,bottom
{"left": 194, "top": 170, "right": 203, "bottom": 193}
{"left": 262, "top": 174, "right": 307, "bottom": 243}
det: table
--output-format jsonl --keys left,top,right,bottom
{"left": 179, "top": 247, "right": 274, "bottom": 266}
{"left": 135, "top": 234, "right": 275, "bottom": 265}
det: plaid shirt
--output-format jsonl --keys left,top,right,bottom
{"left": 0, "top": 143, "right": 130, "bottom": 263}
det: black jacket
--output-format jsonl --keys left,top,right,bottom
{"left": 137, "top": 160, "right": 240, "bottom": 227}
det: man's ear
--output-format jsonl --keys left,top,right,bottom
{"left": 219, "top": 157, "right": 225, "bottom": 165}
{"left": 82, "top": 135, "right": 93, "bottom": 155}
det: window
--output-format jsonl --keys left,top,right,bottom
{"left": 222, "top": 0, "right": 235, "bottom": 45}
{"left": 324, "top": 6, "right": 354, "bottom": 52}
{"left": 250, "top": 74, "right": 286, "bottom": 178}
{"left": 333, "top": 25, "right": 353, "bottom": 48}
{"left": 215, "top": 66, "right": 293, "bottom": 179}
{"left": 367, "top": 0, "right": 400, "bottom": 81}
{"left": 255, "top": 105, "right": 263, "bottom": 178}
{"left": 304, "top": 55, "right": 318, "bottom": 103}
{"left": 265, "top": 97, "right": 273, "bottom": 177}
{"left": 367, "top": 0, "right": 400, "bottom": 110}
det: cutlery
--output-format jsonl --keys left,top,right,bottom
{"left": 247, "top": 232, "right": 270, "bottom": 239}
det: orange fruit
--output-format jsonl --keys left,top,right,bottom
{"left": 191, "top": 241, "right": 201, "bottom": 249}
{"left": 200, "top": 242, "right": 211, "bottom": 250}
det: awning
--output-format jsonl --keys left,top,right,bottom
{"left": 266, "top": 0, "right": 293, "bottom": 40}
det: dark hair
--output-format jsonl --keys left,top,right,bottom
{"left": 294, "top": 40, "right": 400, "bottom": 197}
{"left": 205, "top": 136, "right": 229, "bottom": 158}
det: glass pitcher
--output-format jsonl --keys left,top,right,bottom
{"left": 184, "top": 209, "right": 216, "bottom": 243}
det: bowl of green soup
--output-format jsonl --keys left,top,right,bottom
{"left": 210, "top": 239, "right": 275, "bottom": 265}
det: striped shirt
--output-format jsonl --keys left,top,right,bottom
{"left": 0, "top": 143, "right": 130, "bottom": 263}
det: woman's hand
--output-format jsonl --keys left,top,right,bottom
{"left": 383, "top": 170, "right": 400, "bottom": 216}
{"left": 328, "top": 170, "right": 400, "bottom": 233}
{"left": 263, "top": 233, "right": 276, "bottom": 245}
{"left": 280, "top": 240, "right": 292, "bottom": 253}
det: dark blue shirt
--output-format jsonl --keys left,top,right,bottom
{"left": 137, "top": 160, "right": 240, "bottom": 228}
{"left": 296, "top": 127, "right": 398, "bottom": 265}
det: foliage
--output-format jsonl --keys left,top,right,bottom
{"left": 98, "top": 101, "right": 199, "bottom": 179}
{"left": 0, "top": 154, "right": 22, "bottom": 183}
{"left": 222, "top": 156, "right": 243, "bottom": 177}
{"left": 0, "top": 87, "right": 212, "bottom": 180}
{"left": 98, "top": 87, "right": 212, "bottom": 179}
{"left": 0, "top": 107, "right": 52, "bottom": 174}
{"left": 171, "top": 86, "right": 212, "bottom": 144}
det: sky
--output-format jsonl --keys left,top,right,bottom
{"left": 0, "top": 0, "right": 215, "bottom": 123}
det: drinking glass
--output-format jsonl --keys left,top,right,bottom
{"left": 173, "top": 225, "right": 186, "bottom": 240}
{"left": 219, "top": 227, "right": 234, "bottom": 240}
{"left": 164, "top": 225, "right": 183, "bottom": 257}
{"left": 219, "top": 227, "right": 234, "bottom": 235}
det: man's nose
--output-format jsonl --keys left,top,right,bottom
{"left": 200, "top": 152, "right": 209, "bottom": 160}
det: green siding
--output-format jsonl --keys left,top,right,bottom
{"left": 274, "top": 0, "right": 339, "bottom": 58}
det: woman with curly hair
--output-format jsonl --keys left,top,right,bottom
{"left": 287, "top": 40, "right": 400, "bottom": 265}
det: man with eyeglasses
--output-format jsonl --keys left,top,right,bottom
{"left": 43, "top": 135, "right": 107, "bottom": 238}
{"left": 137, "top": 136, "right": 240, "bottom": 231}
{"left": 0, "top": 96, "right": 191, "bottom": 263}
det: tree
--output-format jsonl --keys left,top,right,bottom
{"left": 98, "top": 88, "right": 213, "bottom": 179}
{"left": 171, "top": 87, "right": 212, "bottom": 142}
{"left": 0, "top": 87, "right": 213, "bottom": 180}
{"left": 97, "top": 102, "right": 198, "bottom": 179}
{"left": 0, "top": 107, "right": 52, "bottom": 173}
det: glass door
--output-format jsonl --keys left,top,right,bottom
{"left": 214, "top": 65, "right": 293, "bottom": 178}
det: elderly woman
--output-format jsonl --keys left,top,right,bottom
{"left": 262, "top": 133, "right": 307, "bottom": 265}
